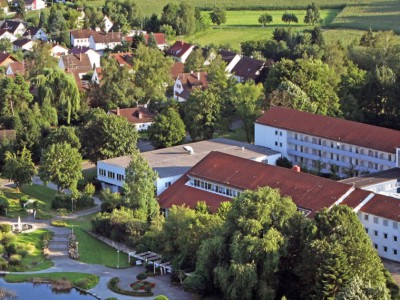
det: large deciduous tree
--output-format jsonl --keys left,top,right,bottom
{"left": 148, "top": 107, "right": 186, "bottom": 149}
{"left": 80, "top": 108, "right": 138, "bottom": 164}
{"left": 26, "top": 43, "right": 58, "bottom": 78}
{"left": 281, "top": 12, "right": 298, "bottom": 25}
{"left": 258, "top": 13, "right": 273, "bottom": 27}
{"left": 231, "top": 82, "right": 264, "bottom": 143}
{"left": 122, "top": 150, "right": 158, "bottom": 222}
{"left": 209, "top": 7, "right": 226, "bottom": 26}
{"left": 304, "top": 3, "right": 321, "bottom": 25}
{"left": 0, "top": 75, "right": 33, "bottom": 117}
{"left": 3, "top": 147, "right": 36, "bottom": 189}
{"left": 43, "top": 126, "right": 81, "bottom": 151}
{"left": 39, "top": 142, "right": 83, "bottom": 192}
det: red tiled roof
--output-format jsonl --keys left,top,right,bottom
{"left": 7, "top": 61, "right": 25, "bottom": 76}
{"left": 256, "top": 106, "right": 400, "bottom": 154}
{"left": 170, "top": 62, "right": 184, "bottom": 79}
{"left": 108, "top": 107, "right": 156, "bottom": 124}
{"left": 144, "top": 33, "right": 166, "bottom": 45}
{"left": 70, "top": 29, "right": 95, "bottom": 39}
{"left": 176, "top": 72, "right": 208, "bottom": 100}
{"left": 340, "top": 188, "right": 371, "bottom": 208}
{"left": 61, "top": 53, "right": 92, "bottom": 72}
{"left": 91, "top": 31, "right": 122, "bottom": 43}
{"left": 158, "top": 151, "right": 354, "bottom": 216}
{"left": 360, "top": 194, "right": 400, "bottom": 221}
{"left": 166, "top": 41, "right": 193, "bottom": 58}
{"left": 109, "top": 52, "right": 133, "bottom": 67}
{"left": 0, "top": 52, "right": 18, "bottom": 66}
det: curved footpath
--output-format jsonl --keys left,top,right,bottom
{"left": 0, "top": 180, "right": 194, "bottom": 300}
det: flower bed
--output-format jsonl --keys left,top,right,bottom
{"left": 108, "top": 277, "right": 153, "bottom": 297}
{"left": 68, "top": 233, "right": 79, "bottom": 260}
{"left": 130, "top": 280, "right": 156, "bottom": 292}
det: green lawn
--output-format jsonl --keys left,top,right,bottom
{"left": 329, "top": 1, "right": 400, "bottom": 33}
{"left": 20, "top": 185, "right": 57, "bottom": 211}
{"left": 5, "top": 272, "right": 99, "bottom": 290}
{"left": 215, "top": 126, "right": 247, "bottom": 142}
{"left": 10, "top": 229, "right": 54, "bottom": 272}
{"left": 67, "top": 219, "right": 131, "bottom": 268}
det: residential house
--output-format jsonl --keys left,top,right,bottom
{"left": 108, "top": 107, "right": 155, "bottom": 132}
{"left": 165, "top": 41, "right": 194, "bottom": 63}
{"left": 6, "top": 61, "right": 25, "bottom": 76}
{"left": 70, "top": 46, "right": 101, "bottom": 68}
{"left": 0, "top": 29, "right": 16, "bottom": 42}
{"left": 49, "top": 43, "right": 69, "bottom": 57}
{"left": 22, "top": 0, "right": 46, "bottom": 10}
{"left": 70, "top": 29, "right": 94, "bottom": 48}
{"left": 0, "top": 0, "right": 9, "bottom": 14}
{"left": 204, "top": 49, "right": 241, "bottom": 73}
{"left": 231, "top": 55, "right": 270, "bottom": 83}
{"left": 100, "top": 16, "right": 113, "bottom": 33}
{"left": 173, "top": 72, "right": 208, "bottom": 102}
{"left": 254, "top": 106, "right": 400, "bottom": 177}
{"left": 158, "top": 150, "right": 400, "bottom": 262}
{"left": 109, "top": 52, "right": 133, "bottom": 67}
{"left": 0, "top": 20, "right": 26, "bottom": 36}
{"left": 22, "top": 26, "right": 48, "bottom": 41}
{"left": 58, "top": 53, "right": 93, "bottom": 89}
{"left": 0, "top": 52, "right": 18, "bottom": 66}
{"left": 97, "top": 138, "right": 280, "bottom": 195}
{"left": 88, "top": 31, "right": 122, "bottom": 52}
{"left": 170, "top": 61, "right": 184, "bottom": 80}
{"left": 126, "top": 32, "right": 167, "bottom": 50}
{"left": 12, "top": 37, "right": 34, "bottom": 51}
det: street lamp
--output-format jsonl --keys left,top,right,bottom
{"left": 117, "top": 250, "right": 120, "bottom": 269}
{"left": 76, "top": 242, "right": 79, "bottom": 254}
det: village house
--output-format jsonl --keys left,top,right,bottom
{"left": 12, "top": 37, "right": 34, "bottom": 51}
{"left": 231, "top": 55, "right": 270, "bottom": 83}
{"left": 126, "top": 32, "right": 168, "bottom": 50}
{"left": 0, "top": 20, "right": 26, "bottom": 36}
{"left": 70, "top": 29, "right": 95, "bottom": 48}
{"left": 70, "top": 46, "right": 101, "bottom": 68}
{"left": 97, "top": 138, "right": 280, "bottom": 195}
{"left": 49, "top": 43, "right": 69, "bottom": 57}
{"left": 58, "top": 53, "right": 93, "bottom": 89}
{"left": 0, "top": 29, "right": 17, "bottom": 42}
{"left": 108, "top": 107, "right": 155, "bottom": 131}
{"left": 99, "top": 16, "right": 114, "bottom": 33}
{"left": 6, "top": 61, "right": 25, "bottom": 76}
{"left": 109, "top": 52, "right": 133, "bottom": 67}
{"left": 165, "top": 41, "right": 194, "bottom": 63}
{"left": 14, "top": 0, "right": 46, "bottom": 11}
{"left": 173, "top": 71, "right": 208, "bottom": 102}
{"left": 22, "top": 26, "right": 48, "bottom": 41}
{"left": 0, "top": 52, "right": 18, "bottom": 67}
{"left": 88, "top": 31, "right": 122, "bottom": 52}
{"left": 254, "top": 106, "right": 400, "bottom": 177}
{"left": 170, "top": 61, "right": 184, "bottom": 80}
{"left": 157, "top": 150, "right": 400, "bottom": 262}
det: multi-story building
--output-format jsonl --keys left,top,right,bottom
{"left": 255, "top": 107, "right": 400, "bottom": 177}
{"left": 158, "top": 151, "right": 400, "bottom": 262}
{"left": 97, "top": 138, "right": 280, "bottom": 195}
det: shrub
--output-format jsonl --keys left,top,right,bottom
{"left": 154, "top": 296, "right": 169, "bottom": 300}
{"left": 16, "top": 248, "right": 28, "bottom": 257}
{"left": 137, "top": 273, "right": 148, "bottom": 280}
{"left": 276, "top": 156, "right": 293, "bottom": 169}
{"left": 1, "top": 233, "right": 16, "bottom": 245}
{"left": 0, "top": 197, "right": 9, "bottom": 216}
{"left": 5, "top": 243, "right": 17, "bottom": 255}
{"left": 19, "top": 196, "right": 29, "bottom": 207}
{"left": 0, "top": 257, "right": 8, "bottom": 270}
{"left": 0, "top": 224, "right": 11, "bottom": 233}
{"left": 9, "top": 254, "right": 22, "bottom": 265}
{"left": 108, "top": 277, "right": 153, "bottom": 297}
{"left": 51, "top": 220, "right": 68, "bottom": 227}
{"left": 52, "top": 193, "right": 72, "bottom": 210}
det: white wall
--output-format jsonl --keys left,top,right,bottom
{"left": 135, "top": 122, "right": 153, "bottom": 132}
{"left": 254, "top": 124, "right": 288, "bottom": 157}
{"left": 156, "top": 174, "right": 182, "bottom": 196}
{"left": 86, "top": 49, "right": 101, "bottom": 68}
{"left": 179, "top": 46, "right": 194, "bottom": 63}
{"left": 226, "top": 54, "right": 241, "bottom": 73}
{"left": 359, "top": 211, "right": 400, "bottom": 262}
{"left": 97, "top": 162, "right": 126, "bottom": 190}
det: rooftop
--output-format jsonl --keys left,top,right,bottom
{"left": 166, "top": 41, "right": 193, "bottom": 58}
{"left": 98, "top": 138, "right": 279, "bottom": 178}
{"left": 70, "top": 29, "right": 95, "bottom": 39}
{"left": 360, "top": 193, "right": 400, "bottom": 222}
{"left": 339, "top": 168, "right": 400, "bottom": 188}
{"left": 256, "top": 106, "right": 400, "bottom": 154}
{"left": 91, "top": 31, "right": 122, "bottom": 43}
{"left": 108, "top": 107, "right": 155, "bottom": 124}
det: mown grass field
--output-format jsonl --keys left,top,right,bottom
{"left": 329, "top": 1, "right": 400, "bottom": 33}
{"left": 186, "top": 9, "right": 339, "bottom": 50}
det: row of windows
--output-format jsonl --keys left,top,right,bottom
{"left": 364, "top": 214, "right": 397, "bottom": 228}
{"left": 374, "top": 244, "right": 398, "bottom": 255}
{"left": 275, "top": 142, "right": 282, "bottom": 147}
{"left": 367, "top": 228, "right": 398, "bottom": 241}
{"left": 98, "top": 169, "right": 125, "bottom": 181}
{"left": 275, "top": 130, "right": 283, "bottom": 136}
{"left": 99, "top": 168, "right": 106, "bottom": 176}
{"left": 190, "top": 178, "right": 240, "bottom": 198}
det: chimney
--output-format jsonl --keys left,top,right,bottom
{"left": 197, "top": 72, "right": 200, "bottom": 81}
{"left": 116, "top": 107, "right": 120, "bottom": 116}
{"left": 292, "top": 165, "right": 301, "bottom": 173}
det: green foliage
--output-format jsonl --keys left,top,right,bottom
{"left": 51, "top": 220, "right": 68, "bottom": 227}
{"left": 39, "top": 142, "right": 83, "bottom": 192}
{"left": 137, "top": 272, "right": 148, "bottom": 280}
{"left": 43, "top": 126, "right": 81, "bottom": 151}
{"left": 108, "top": 277, "right": 153, "bottom": 296}
{"left": 276, "top": 156, "right": 293, "bottom": 168}
{"left": 80, "top": 109, "right": 138, "bottom": 164}
{"left": 26, "top": 43, "right": 58, "bottom": 78}
{"left": 123, "top": 151, "right": 159, "bottom": 221}
{"left": 0, "top": 75, "right": 33, "bottom": 117}
{"left": 147, "top": 33, "right": 158, "bottom": 48}
{"left": 0, "top": 38, "right": 12, "bottom": 52}
{"left": 161, "top": 3, "right": 197, "bottom": 35}
{"left": 148, "top": 107, "right": 186, "bottom": 149}
{"left": 3, "top": 147, "right": 36, "bottom": 189}
{"left": 230, "top": 82, "right": 264, "bottom": 143}
{"left": 258, "top": 13, "right": 273, "bottom": 27}
{"left": 209, "top": 7, "right": 227, "bottom": 26}
{"left": 184, "top": 48, "right": 205, "bottom": 72}
{"left": 304, "top": 3, "right": 321, "bottom": 25}
{"left": 282, "top": 12, "right": 298, "bottom": 25}
{"left": 0, "top": 223, "right": 11, "bottom": 233}
{"left": 154, "top": 296, "right": 169, "bottom": 300}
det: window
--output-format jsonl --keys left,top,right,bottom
{"left": 99, "top": 168, "right": 106, "bottom": 176}
{"left": 365, "top": 228, "right": 369, "bottom": 233}
{"left": 295, "top": 133, "right": 298, "bottom": 139}
{"left": 373, "top": 216, "right": 379, "bottom": 224}
{"left": 275, "top": 130, "right": 278, "bottom": 135}
{"left": 384, "top": 233, "right": 388, "bottom": 239}
{"left": 394, "top": 249, "right": 398, "bottom": 255}
{"left": 384, "top": 246, "right": 388, "bottom": 252}
{"left": 374, "top": 244, "right": 378, "bottom": 249}
{"left": 107, "top": 171, "right": 115, "bottom": 179}
{"left": 165, "top": 182, "right": 171, "bottom": 188}
{"left": 383, "top": 219, "right": 388, "bottom": 227}
{"left": 394, "top": 236, "right": 397, "bottom": 242}
{"left": 394, "top": 222, "right": 398, "bottom": 229}
{"left": 364, "top": 214, "right": 369, "bottom": 221}
{"left": 374, "top": 230, "right": 378, "bottom": 236}
{"left": 279, "top": 143, "right": 282, "bottom": 147}
{"left": 116, "top": 174, "right": 124, "bottom": 181}
{"left": 279, "top": 131, "right": 282, "bottom": 136}
{"left": 275, "top": 142, "right": 278, "bottom": 146}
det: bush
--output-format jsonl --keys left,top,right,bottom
{"left": 137, "top": 273, "right": 148, "bottom": 280}
{"left": 51, "top": 220, "right": 68, "bottom": 227}
{"left": 20, "top": 196, "right": 29, "bottom": 207}
{"left": 9, "top": 254, "right": 22, "bottom": 265}
{"left": 276, "top": 156, "right": 293, "bottom": 169}
{"left": 0, "top": 197, "right": 9, "bottom": 216}
{"left": 16, "top": 248, "right": 28, "bottom": 257}
{"left": 0, "top": 257, "right": 8, "bottom": 270}
{"left": 154, "top": 295, "right": 169, "bottom": 300}
{"left": 108, "top": 277, "right": 153, "bottom": 297}
{"left": 0, "top": 223, "right": 12, "bottom": 233}
{"left": 1, "top": 233, "right": 16, "bottom": 245}
{"left": 5, "top": 243, "right": 17, "bottom": 255}
{"left": 52, "top": 193, "right": 72, "bottom": 210}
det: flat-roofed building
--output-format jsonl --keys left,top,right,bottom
{"left": 255, "top": 107, "right": 400, "bottom": 177}
{"left": 97, "top": 138, "right": 280, "bottom": 195}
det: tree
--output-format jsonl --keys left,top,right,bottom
{"left": 258, "top": 13, "right": 273, "bottom": 27}
{"left": 209, "top": 7, "right": 226, "bottom": 26}
{"left": 184, "top": 48, "right": 205, "bottom": 72}
{"left": 80, "top": 108, "right": 138, "bottom": 164}
{"left": 304, "top": 3, "right": 321, "bottom": 25}
{"left": 160, "top": 24, "right": 175, "bottom": 42}
{"left": 3, "top": 147, "right": 36, "bottom": 189}
{"left": 39, "top": 142, "right": 83, "bottom": 192}
{"left": 0, "top": 38, "right": 12, "bottom": 52}
{"left": 148, "top": 107, "right": 186, "bottom": 149}
{"left": 26, "top": 43, "right": 58, "bottom": 78}
{"left": 0, "top": 75, "right": 33, "bottom": 117}
{"left": 133, "top": 44, "right": 174, "bottom": 103}
{"left": 145, "top": 14, "right": 160, "bottom": 33}
{"left": 48, "top": 9, "right": 69, "bottom": 45}
{"left": 231, "top": 82, "right": 264, "bottom": 143}
{"left": 122, "top": 150, "right": 158, "bottom": 222}
{"left": 131, "top": 32, "right": 145, "bottom": 50}
{"left": 281, "top": 12, "right": 298, "bottom": 25}
{"left": 184, "top": 89, "right": 220, "bottom": 141}
{"left": 43, "top": 126, "right": 81, "bottom": 150}
{"left": 147, "top": 32, "right": 158, "bottom": 48}
{"left": 34, "top": 68, "right": 80, "bottom": 124}
{"left": 16, "top": 0, "right": 26, "bottom": 19}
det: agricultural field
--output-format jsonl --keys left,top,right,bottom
{"left": 329, "top": 1, "right": 400, "bottom": 33}
{"left": 186, "top": 9, "right": 340, "bottom": 51}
